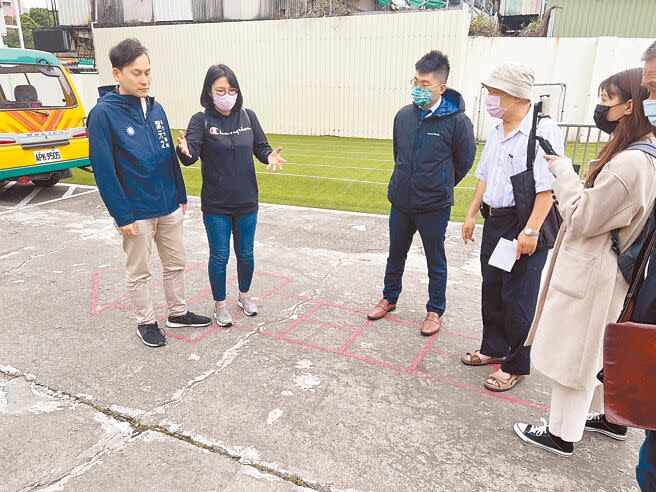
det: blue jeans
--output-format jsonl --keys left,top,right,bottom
{"left": 203, "top": 211, "right": 257, "bottom": 302}
{"left": 638, "top": 430, "right": 656, "bottom": 492}
{"left": 383, "top": 206, "right": 451, "bottom": 315}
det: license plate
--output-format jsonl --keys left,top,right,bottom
{"left": 34, "top": 149, "right": 62, "bottom": 164}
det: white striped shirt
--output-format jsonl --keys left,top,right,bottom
{"left": 475, "top": 108, "right": 564, "bottom": 208}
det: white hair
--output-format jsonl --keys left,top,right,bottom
{"left": 642, "top": 41, "right": 656, "bottom": 62}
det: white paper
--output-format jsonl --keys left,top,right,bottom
{"left": 488, "top": 238, "right": 518, "bottom": 272}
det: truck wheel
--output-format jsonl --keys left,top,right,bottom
{"left": 32, "top": 175, "right": 60, "bottom": 187}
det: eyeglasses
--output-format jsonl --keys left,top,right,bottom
{"left": 411, "top": 79, "right": 443, "bottom": 91}
{"left": 212, "top": 88, "right": 239, "bottom": 96}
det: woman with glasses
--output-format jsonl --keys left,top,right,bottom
{"left": 177, "top": 64, "right": 286, "bottom": 327}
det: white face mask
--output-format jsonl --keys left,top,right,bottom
{"left": 644, "top": 98, "right": 656, "bottom": 125}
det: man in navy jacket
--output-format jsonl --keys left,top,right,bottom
{"left": 88, "top": 39, "right": 210, "bottom": 347}
{"left": 367, "top": 50, "right": 476, "bottom": 335}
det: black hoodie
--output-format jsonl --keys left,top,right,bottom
{"left": 177, "top": 107, "right": 272, "bottom": 216}
{"left": 388, "top": 89, "right": 476, "bottom": 213}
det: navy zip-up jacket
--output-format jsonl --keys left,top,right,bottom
{"left": 88, "top": 88, "right": 187, "bottom": 227}
{"left": 388, "top": 89, "right": 476, "bottom": 213}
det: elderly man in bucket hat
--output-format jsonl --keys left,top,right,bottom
{"left": 460, "top": 62, "right": 564, "bottom": 392}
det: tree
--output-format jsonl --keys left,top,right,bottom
{"left": 3, "top": 8, "right": 55, "bottom": 50}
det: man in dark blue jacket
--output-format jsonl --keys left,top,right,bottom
{"left": 367, "top": 50, "right": 476, "bottom": 336}
{"left": 88, "top": 39, "right": 210, "bottom": 348}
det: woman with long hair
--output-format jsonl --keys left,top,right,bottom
{"left": 513, "top": 67, "right": 656, "bottom": 456}
{"left": 177, "top": 64, "right": 286, "bottom": 327}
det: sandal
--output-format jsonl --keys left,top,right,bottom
{"left": 461, "top": 351, "right": 506, "bottom": 367}
{"left": 484, "top": 373, "right": 524, "bottom": 392}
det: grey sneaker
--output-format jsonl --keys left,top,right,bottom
{"left": 214, "top": 306, "right": 233, "bottom": 327}
{"left": 238, "top": 296, "right": 258, "bottom": 316}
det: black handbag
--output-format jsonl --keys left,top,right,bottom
{"left": 510, "top": 101, "right": 562, "bottom": 250}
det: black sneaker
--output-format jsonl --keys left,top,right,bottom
{"left": 585, "top": 413, "right": 628, "bottom": 441}
{"left": 514, "top": 419, "right": 574, "bottom": 457}
{"left": 165, "top": 311, "right": 212, "bottom": 328}
{"left": 137, "top": 323, "right": 166, "bottom": 347}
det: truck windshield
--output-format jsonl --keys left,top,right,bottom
{"left": 0, "top": 63, "right": 77, "bottom": 111}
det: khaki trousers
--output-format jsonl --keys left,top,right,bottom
{"left": 121, "top": 208, "right": 187, "bottom": 325}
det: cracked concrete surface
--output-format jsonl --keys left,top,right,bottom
{"left": 0, "top": 188, "right": 643, "bottom": 491}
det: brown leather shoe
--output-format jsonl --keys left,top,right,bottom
{"left": 421, "top": 312, "right": 442, "bottom": 336}
{"left": 367, "top": 299, "right": 397, "bottom": 320}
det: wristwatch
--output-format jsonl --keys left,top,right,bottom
{"left": 523, "top": 227, "right": 539, "bottom": 237}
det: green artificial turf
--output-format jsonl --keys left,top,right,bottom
{"left": 65, "top": 133, "right": 596, "bottom": 222}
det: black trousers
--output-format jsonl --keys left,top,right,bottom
{"left": 479, "top": 213, "right": 548, "bottom": 375}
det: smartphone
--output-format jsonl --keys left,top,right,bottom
{"left": 536, "top": 135, "right": 557, "bottom": 156}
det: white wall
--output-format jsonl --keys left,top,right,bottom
{"left": 91, "top": 10, "right": 471, "bottom": 139}
{"left": 463, "top": 36, "right": 654, "bottom": 139}
{"left": 83, "top": 19, "right": 655, "bottom": 139}
{"left": 70, "top": 72, "right": 102, "bottom": 116}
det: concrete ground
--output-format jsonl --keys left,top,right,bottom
{"left": 0, "top": 182, "right": 642, "bottom": 491}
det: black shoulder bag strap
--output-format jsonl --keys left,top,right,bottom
{"left": 619, "top": 208, "right": 656, "bottom": 321}
{"left": 611, "top": 142, "right": 656, "bottom": 257}
{"left": 525, "top": 101, "right": 541, "bottom": 173}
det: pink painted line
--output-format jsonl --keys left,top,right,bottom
{"left": 166, "top": 324, "right": 226, "bottom": 343}
{"left": 413, "top": 370, "right": 549, "bottom": 412}
{"left": 91, "top": 263, "right": 207, "bottom": 316}
{"left": 90, "top": 271, "right": 100, "bottom": 315}
{"left": 281, "top": 335, "right": 549, "bottom": 412}
{"left": 228, "top": 319, "right": 548, "bottom": 412}
{"left": 253, "top": 271, "right": 294, "bottom": 282}
{"left": 277, "top": 302, "right": 323, "bottom": 339}
{"left": 275, "top": 291, "right": 319, "bottom": 303}
{"left": 410, "top": 332, "right": 440, "bottom": 371}
{"left": 187, "top": 286, "right": 212, "bottom": 305}
{"left": 256, "top": 278, "right": 294, "bottom": 302}
{"left": 338, "top": 319, "right": 370, "bottom": 354}
{"left": 441, "top": 328, "right": 482, "bottom": 342}
{"left": 429, "top": 348, "right": 464, "bottom": 361}
{"left": 260, "top": 299, "right": 482, "bottom": 343}
{"left": 90, "top": 269, "right": 546, "bottom": 411}
{"left": 305, "top": 318, "right": 357, "bottom": 334}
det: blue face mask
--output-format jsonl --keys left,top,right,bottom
{"left": 412, "top": 86, "right": 434, "bottom": 107}
{"left": 644, "top": 99, "right": 656, "bottom": 125}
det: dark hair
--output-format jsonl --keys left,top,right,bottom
{"left": 200, "top": 64, "right": 243, "bottom": 113}
{"left": 587, "top": 68, "right": 652, "bottom": 187}
{"left": 415, "top": 50, "right": 450, "bottom": 83}
{"left": 109, "top": 38, "right": 149, "bottom": 70}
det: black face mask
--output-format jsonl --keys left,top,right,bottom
{"left": 593, "top": 104, "right": 620, "bottom": 135}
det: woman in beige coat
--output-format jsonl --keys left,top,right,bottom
{"left": 514, "top": 67, "right": 656, "bottom": 457}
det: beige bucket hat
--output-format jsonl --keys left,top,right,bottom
{"left": 483, "top": 62, "right": 535, "bottom": 100}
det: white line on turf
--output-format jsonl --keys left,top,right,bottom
{"left": 181, "top": 166, "right": 476, "bottom": 189}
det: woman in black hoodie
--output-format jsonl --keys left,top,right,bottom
{"left": 177, "top": 64, "right": 285, "bottom": 327}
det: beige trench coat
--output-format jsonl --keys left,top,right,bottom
{"left": 526, "top": 136, "right": 656, "bottom": 391}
